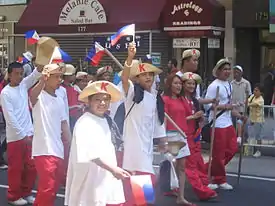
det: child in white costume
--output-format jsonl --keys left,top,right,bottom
{"left": 65, "top": 81, "right": 130, "bottom": 206}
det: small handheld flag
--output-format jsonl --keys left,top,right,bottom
{"left": 110, "top": 24, "right": 135, "bottom": 46}
{"left": 50, "top": 47, "right": 72, "bottom": 63}
{"left": 84, "top": 42, "right": 105, "bottom": 66}
{"left": 25, "top": 30, "right": 40, "bottom": 45}
{"left": 130, "top": 175, "right": 155, "bottom": 205}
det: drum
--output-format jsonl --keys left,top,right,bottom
{"left": 166, "top": 131, "right": 186, "bottom": 156}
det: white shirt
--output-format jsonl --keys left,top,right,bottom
{"left": 56, "top": 86, "right": 70, "bottom": 124}
{"left": 176, "top": 70, "right": 201, "bottom": 99}
{"left": 0, "top": 69, "right": 41, "bottom": 143}
{"left": 65, "top": 112, "right": 125, "bottom": 206}
{"left": 73, "top": 84, "right": 82, "bottom": 94}
{"left": 32, "top": 91, "right": 67, "bottom": 159}
{"left": 151, "top": 75, "right": 160, "bottom": 91}
{"left": 205, "top": 79, "right": 233, "bottom": 128}
{"left": 123, "top": 82, "right": 166, "bottom": 173}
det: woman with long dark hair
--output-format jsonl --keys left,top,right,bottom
{"left": 162, "top": 74, "right": 194, "bottom": 205}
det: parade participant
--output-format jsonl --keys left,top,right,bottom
{"left": 65, "top": 80, "right": 129, "bottom": 206}
{"left": 1, "top": 61, "right": 42, "bottom": 205}
{"left": 181, "top": 72, "right": 218, "bottom": 201}
{"left": 168, "top": 58, "right": 179, "bottom": 74}
{"left": 176, "top": 49, "right": 214, "bottom": 104}
{"left": 96, "top": 66, "right": 113, "bottom": 81}
{"left": 74, "top": 71, "right": 88, "bottom": 93}
{"left": 62, "top": 64, "right": 79, "bottom": 130}
{"left": 30, "top": 64, "right": 71, "bottom": 206}
{"left": 205, "top": 59, "right": 246, "bottom": 190}
{"left": 121, "top": 43, "right": 167, "bottom": 206}
{"left": 162, "top": 74, "right": 194, "bottom": 205}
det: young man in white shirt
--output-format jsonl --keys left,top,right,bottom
{"left": 65, "top": 80, "right": 130, "bottom": 206}
{"left": 205, "top": 59, "right": 246, "bottom": 190}
{"left": 30, "top": 64, "right": 71, "bottom": 206}
{"left": 121, "top": 44, "right": 167, "bottom": 206}
{"left": 1, "top": 61, "right": 42, "bottom": 205}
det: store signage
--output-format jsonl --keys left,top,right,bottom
{"left": 151, "top": 53, "right": 161, "bottom": 67}
{"left": 173, "top": 38, "right": 200, "bottom": 48}
{"left": 94, "top": 35, "right": 142, "bottom": 52}
{"left": 171, "top": 1, "right": 203, "bottom": 15}
{"left": 59, "top": 0, "right": 107, "bottom": 25}
{"left": 208, "top": 38, "right": 220, "bottom": 48}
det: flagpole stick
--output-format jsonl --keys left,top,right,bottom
{"left": 237, "top": 94, "right": 249, "bottom": 185}
{"left": 207, "top": 86, "right": 220, "bottom": 181}
{"left": 79, "top": 58, "right": 82, "bottom": 71}
{"left": 165, "top": 113, "right": 187, "bottom": 139}
{"left": 24, "top": 39, "right": 28, "bottom": 51}
{"left": 104, "top": 48, "right": 124, "bottom": 70}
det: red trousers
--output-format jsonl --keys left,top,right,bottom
{"left": 7, "top": 137, "right": 36, "bottom": 201}
{"left": 123, "top": 171, "right": 156, "bottom": 206}
{"left": 207, "top": 125, "right": 238, "bottom": 184}
{"left": 61, "top": 134, "right": 71, "bottom": 186}
{"left": 33, "top": 156, "right": 64, "bottom": 206}
{"left": 185, "top": 135, "right": 216, "bottom": 200}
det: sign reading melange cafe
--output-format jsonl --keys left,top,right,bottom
{"left": 58, "top": 0, "right": 107, "bottom": 25}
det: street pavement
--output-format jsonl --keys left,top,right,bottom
{"left": 0, "top": 155, "right": 274, "bottom": 205}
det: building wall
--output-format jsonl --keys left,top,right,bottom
{"left": 224, "top": 10, "right": 235, "bottom": 64}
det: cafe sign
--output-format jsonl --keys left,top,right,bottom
{"left": 58, "top": 0, "right": 107, "bottom": 25}
{"left": 171, "top": 1, "right": 203, "bottom": 16}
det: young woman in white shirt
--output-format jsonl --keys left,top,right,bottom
{"left": 65, "top": 80, "right": 130, "bottom": 206}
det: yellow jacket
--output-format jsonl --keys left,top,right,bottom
{"left": 248, "top": 95, "right": 264, "bottom": 123}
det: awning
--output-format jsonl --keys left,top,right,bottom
{"left": 161, "top": 0, "right": 225, "bottom": 38}
{"left": 15, "top": 0, "right": 166, "bottom": 34}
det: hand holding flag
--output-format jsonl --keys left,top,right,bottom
{"left": 25, "top": 30, "right": 40, "bottom": 45}
{"left": 110, "top": 24, "right": 135, "bottom": 46}
{"left": 84, "top": 42, "right": 105, "bottom": 66}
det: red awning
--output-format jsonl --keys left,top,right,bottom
{"left": 15, "top": 0, "right": 166, "bottom": 34}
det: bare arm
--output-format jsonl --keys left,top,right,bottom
{"left": 121, "top": 43, "right": 136, "bottom": 96}
{"left": 61, "top": 120, "right": 71, "bottom": 144}
{"left": 30, "top": 76, "right": 46, "bottom": 106}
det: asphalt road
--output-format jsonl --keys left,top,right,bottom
{"left": 0, "top": 169, "right": 274, "bottom": 206}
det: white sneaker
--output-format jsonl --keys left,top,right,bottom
{"left": 208, "top": 184, "right": 218, "bottom": 190}
{"left": 24, "top": 195, "right": 35, "bottom": 204}
{"left": 219, "top": 183, "right": 233, "bottom": 190}
{"left": 8, "top": 198, "right": 28, "bottom": 205}
{"left": 0, "top": 164, "right": 8, "bottom": 169}
{"left": 253, "top": 150, "right": 261, "bottom": 158}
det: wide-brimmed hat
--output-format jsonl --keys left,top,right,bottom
{"left": 64, "top": 64, "right": 76, "bottom": 76}
{"left": 78, "top": 80, "right": 122, "bottom": 103}
{"left": 181, "top": 72, "right": 202, "bottom": 84}
{"left": 212, "top": 58, "right": 231, "bottom": 77}
{"left": 130, "top": 63, "right": 162, "bottom": 77}
{"left": 96, "top": 66, "right": 113, "bottom": 76}
{"left": 35, "top": 37, "right": 59, "bottom": 66}
{"left": 42, "top": 64, "right": 66, "bottom": 76}
{"left": 182, "top": 49, "right": 200, "bottom": 59}
{"left": 76, "top": 71, "right": 88, "bottom": 79}
{"left": 23, "top": 51, "right": 33, "bottom": 62}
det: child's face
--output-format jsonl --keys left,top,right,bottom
{"left": 46, "top": 73, "right": 63, "bottom": 90}
{"left": 136, "top": 72, "right": 154, "bottom": 91}
{"left": 254, "top": 87, "right": 261, "bottom": 97}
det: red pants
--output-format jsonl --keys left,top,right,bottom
{"left": 7, "top": 137, "right": 36, "bottom": 201}
{"left": 61, "top": 134, "right": 71, "bottom": 186}
{"left": 123, "top": 171, "right": 156, "bottom": 206}
{"left": 185, "top": 136, "right": 216, "bottom": 200}
{"left": 34, "top": 156, "right": 64, "bottom": 206}
{"left": 207, "top": 125, "right": 238, "bottom": 184}
{"left": 116, "top": 151, "right": 123, "bottom": 168}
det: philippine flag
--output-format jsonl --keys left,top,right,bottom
{"left": 25, "top": 30, "right": 40, "bottom": 45}
{"left": 85, "top": 42, "right": 105, "bottom": 66}
{"left": 50, "top": 47, "right": 72, "bottom": 63}
{"left": 130, "top": 175, "right": 155, "bottom": 205}
{"left": 110, "top": 24, "right": 135, "bottom": 46}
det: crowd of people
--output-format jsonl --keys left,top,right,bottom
{"left": 0, "top": 40, "right": 268, "bottom": 206}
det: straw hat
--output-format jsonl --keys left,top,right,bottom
{"left": 64, "top": 64, "right": 76, "bottom": 76}
{"left": 212, "top": 58, "right": 231, "bottom": 77}
{"left": 42, "top": 64, "right": 65, "bottom": 76}
{"left": 78, "top": 80, "right": 122, "bottom": 103}
{"left": 130, "top": 63, "right": 162, "bottom": 77}
{"left": 23, "top": 51, "right": 33, "bottom": 62}
{"left": 76, "top": 71, "right": 88, "bottom": 79}
{"left": 96, "top": 66, "right": 113, "bottom": 76}
{"left": 35, "top": 37, "right": 59, "bottom": 66}
{"left": 118, "top": 59, "right": 140, "bottom": 76}
{"left": 182, "top": 49, "right": 200, "bottom": 59}
{"left": 181, "top": 72, "right": 202, "bottom": 84}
